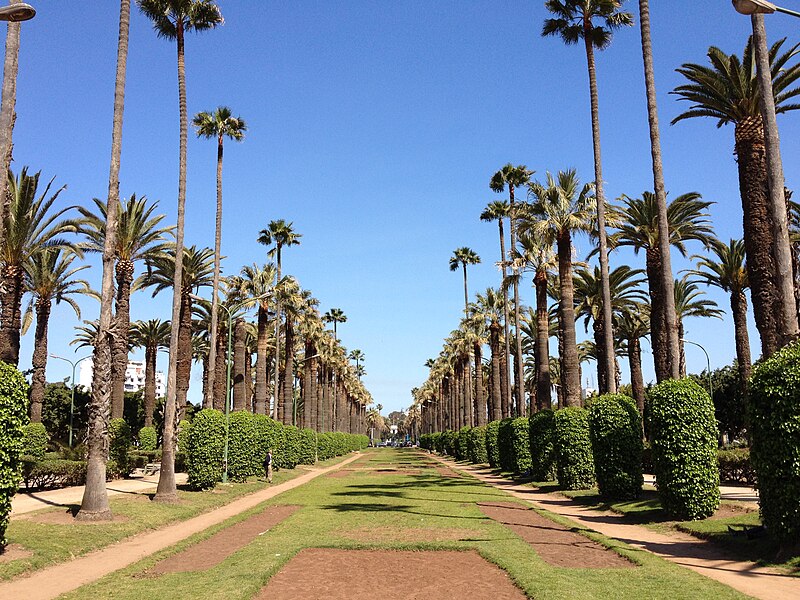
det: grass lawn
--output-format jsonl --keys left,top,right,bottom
{"left": 1, "top": 454, "right": 351, "bottom": 581}
{"left": 59, "top": 449, "right": 749, "bottom": 600}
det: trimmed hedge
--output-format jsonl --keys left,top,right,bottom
{"left": 456, "top": 426, "right": 471, "bottom": 461}
{"left": 227, "top": 411, "right": 259, "bottom": 482}
{"left": 177, "top": 420, "right": 191, "bottom": 455}
{"left": 497, "top": 418, "right": 515, "bottom": 472}
{"left": 468, "top": 425, "right": 488, "bottom": 464}
{"left": 21, "top": 457, "right": 86, "bottom": 490}
{"left": 186, "top": 409, "right": 225, "bottom": 490}
{"left": 109, "top": 418, "right": 133, "bottom": 477}
{"left": 486, "top": 420, "right": 501, "bottom": 468}
{"left": 22, "top": 422, "right": 48, "bottom": 459}
{"left": 278, "top": 425, "right": 301, "bottom": 469}
{"left": 529, "top": 409, "right": 557, "bottom": 481}
{"left": 510, "top": 417, "right": 531, "bottom": 474}
{"left": 717, "top": 448, "right": 755, "bottom": 486}
{"left": 588, "top": 394, "right": 643, "bottom": 500}
{"left": 298, "top": 429, "right": 317, "bottom": 465}
{"left": 441, "top": 430, "right": 457, "bottom": 456}
{"left": 650, "top": 378, "right": 719, "bottom": 520}
{"left": 138, "top": 426, "right": 157, "bottom": 452}
{"left": 554, "top": 407, "right": 594, "bottom": 490}
{"left": 0, "top": 362, "right": 28, "bottom": 549}
{"left": 749, "top": 341, "right": 800, "bottom": 542}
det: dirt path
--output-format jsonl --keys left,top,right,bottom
{"left": 433, "top": 455, "right": 799, "bottom": 600}
{"left": 0, "top": 453, "right": 362, "bottom": 600}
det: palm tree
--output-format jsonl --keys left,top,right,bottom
{"left": 193, "top": 106, "right": 246, "bottom": 409}
{"left": 137, "top": 0, "right": 223, "bottom": 504}
{"left": 616, "top": 305, "right": 650, "bottom": 416}
{"left": 23, "top": 248, "right": 89, "bottom": 422}
{"left": 1, "top": 168, "right": 74, "bottom": 365}
{"left": 543, "top": 1, "right": 633, "bottom": 396}
{"left": 77, "top": 194, "right": 171, "bottom": 419}
{"left": 130, "top": 319, "right": 171, "bottom": 427}
{"left": 257, "top": 219, "right": 301, "bottom": 419}
{"left": 491, "top": 164, "right": 533, "bottom": 415}
{"left": 524, "top": 169, "right": 595, "bottom": 407}
{"left": 348, "top": 349, "right": 365, "bottom": 381}
{"left": 687, "top": 239, "right": 751, "bottom": 390}
{"left": 449, "top": 246, "right": 481, "bottom": 312}
{"left": 608, "top": 191, "right": 714, "bottom": 382}
{"left": 323, "top": 308, "right": 347, "bottom": 342}
{"left": 475, "top": 287, "right": 508, "bottom": 420}
{"left": 674, "top": 276, "right": 723, "bottom": 377}
{"left": 480, "top": 199, "right": 513, "bottom": 416}
{"left": 672, "top": 37, "right": 800, "bottom": 357}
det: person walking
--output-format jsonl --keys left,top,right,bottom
{"left": 264, "top": 448, "right": 273, "bottom": 484}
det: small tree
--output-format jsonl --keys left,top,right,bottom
{"left": 588, "top": 394, "right": 643, "bottom": 499}
{"left": 0, "top": 362, "right": 28, "bottom": 550}
{"left": 554, "top": 407, "right": 594, "bottom": 490}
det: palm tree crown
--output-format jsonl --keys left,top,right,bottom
{"left": 193, "top": 106, "right": 246, "bottom": 142}
{"left": 542, "top": 0, "right": 634, "bottom": 49}
{"left": 137, "top": 0, "right": 223, "bottom": 39}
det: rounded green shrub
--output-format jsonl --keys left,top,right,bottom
{"left": 298, "top": 429, "right": 317, "bottom": 465}
{"left": 317, "top": 432, "right": 335, "bottom": 460}
{"left": 554, "top": 407, "right": 594, "bottom": 490}
{"left": 588, "top": 394, "right": 643, "bottom": 499}
{"left": 510, "top": 417, "right": 531, "bottom": 474}
{"left": 497, "top": 418, "right": 515, "bottom": 472}
{"left": 650, "top": 378, "right": 719, "bottom": 520}
{"left": 0, "top": 362, "right": 28, "bottom": 549}
{"left": 252, "top": 414, "right": 283, "bottom": 471}
{"left": 419, "top": 433, "right": 432, "bottom": 451}
{"left": 456, "top": 426, "right": 471, "bottom": 461}
{"left": 529, "top": 409, "right": 557, "bottom": 481}
{"left": 109, "top": 418, "right": 132, "bottom": 477}
{"left": 468, "top": 425, "right": 488, "bottom": 464}
{"left": 441, "top": 430, "right": 457, "bottom": 456}
{"left": 749, "top": 341, "right": 800, "bottom": 542}
{"left": 432, "top": 432, "right": 444, "bottom": 454}
{"left": 137, "top": 426, "right": 157, "bottom": 452}
{"left": 176, "top": 419, "right": 191, "bottom": 455}
{"left": 22, "top": 422, "right": 48, "bottom": 460}
{"left": 485, "top": 420, "right": 501, "bottom": 468}
{"left": 186, "top": 409, "right": 225, "bottom": 490}
{"left": 278, "top": 425, "right": 301, "bottom": 469}
{"left": 227, "top": 411, "right": 258, "bottom": 482}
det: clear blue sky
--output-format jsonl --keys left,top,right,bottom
{"left": 12, "top": 1, "right": 800, "bottom": 415}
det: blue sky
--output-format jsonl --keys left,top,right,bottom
{"left": 12, "top": 1, "right": 800, "bottom": 414}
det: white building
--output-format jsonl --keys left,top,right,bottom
{"left": 79, "top": 359, "right": 166, "bottom": 398}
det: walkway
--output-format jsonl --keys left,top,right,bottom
{"left": 436, "top": 456, "right": 798, "bottom": 600}
{"left": 0, "top": 453, "right": 362, "bottom": 600}
{"left": 643, "top": 474, "right": 758, "bottom": 504}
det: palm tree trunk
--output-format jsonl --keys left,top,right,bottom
{"left": 645, "top": 248, "right": 670, "bottom": 382}
{"left": 80, "top": 0, "right": 129, "bottom": 520}
{"left": 322, "top": 366, "right": 331, "bottom": 431}
{"left": 508, "top": 184, "right": 526, "bottom": 415}
{"left": 731, "top": 291, "right": 752, "bottom": 391}
{"left": 639, "top": 0, "right": 680, "bottom": 380}
{"left": 583, "top": 34, "right": 616, "bottom": 395}
{"left": 489, "top": 320, "right": 502, "bottom": 422}
{"left": 593, "top": 318, "right": 608, "bottom": 393}
{"left": 557, "top": 231, "right": 581, "bottom": 407}
{"left": 245, "top": 350, "right": 253, "bottom": 411}
{"left": 317, "top": 365, "right": 325, "bottom": 431}
{"left": 254, "top": 307, "right": 268, "bottom": 413}
{"left": 206, "top": 135, "right": 224, "bottom": 409}
{"left": 535, "top": 274, "right": 551, "bottom": 410}
{"left": 0, "top": 264, "right": 22, "bottom": 364}
{"left": 282, "top": 319, "right": 294, "bottom": 424}
{"left": 272, "top": 307, "right": 281, "bottom": 420}
{"left": 0, "top": 1, "right": 21, "bottom": 257}
{"left": 463, "top": 356, "right": 473, "bottom": 427}
{"left": 498, "top": 220, "right": 512, "bottom": 416}
{"left": 144, "top": 342, "right": 156, "bottom": 427}
{"left": 678, "top": 319, "right": 686, "bottom": 378}
{"left": 233, "top": 317, "right": 246, "bottom": 411}
{"left": 474, "top": 342, "right": 486, "bottom": 426}
{"left": 462, "top": 264, "right": 469, "bottom": 311}
{"left": 628, "top": 336, "right": 646, "bottom": 418}
{"left": 111, "top": 260, "right": 133, "bottom": 419}
{"left": 29, "top": 299, "right": 50, "bottom": 422}
{"left": 175, "top": 291, "right": 192, "bottom": 420}
{"left": 213, "top": 320, "right": 226, "bottom": 409}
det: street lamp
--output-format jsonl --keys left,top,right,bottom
{"left": 0, "top": 3, "right": 35, "bottom": 22}
{"left": 732, "top": 0, "right": 800, "bottom": 18}
{"left": 50, "top": 353, "right": 91, "bottom": 447}
{"left": 681, "top": 339, "right": 713, "bottom": 400}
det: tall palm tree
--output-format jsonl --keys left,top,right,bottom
{"left": 193, "top": 106, "right": 246, "bottom": 409}
{"left": 137, "top": 0, "right": 223, "bottom": 504}
{"left": 687, "top": 239, "right": 751, "bottom": 390}
{"left": 1, "top": 168, "right": 74, "bottom": 365}
{"left": 674, "top": 276, "right": 723, "bottom": 377}
{"left": 348, "top": 349, "right": 365, "bottom": 381}
{"left": 542, "top": 0, "right": 633, "bottom": 396}
{"left": 524, "top": 169, "right": 595, "bottom": 407}
{"left": 608, "top": 191, "right": 714, "bottom": 381}
{"left": 616, "top": 305, "right": 650, "bottom": 416}
{"left": 480, "top": 199, "right": 513, "bottom": 416}
{"left": 257, "top": 219, "right": 301, "bottom": 419}
{"left": 672, "top": 37, "right": 800, "bottom": 358}
{"left": 77, "top": 194, "right": 171, "bottom": 419}
{"left": 449, "top": 246, "right": 481, "bottom": 312}
{"left": 490, "top": 164, "right": 533, "bottom": 415}
{"left": 475, "top": 287, "right": 508, "bottom": 420}
{"left": 323, "top": 308, "right": 347, "bottom": 342}
{"left": 130, "top": 319, "right": 171, "bottom": 427}
{"left": 23, "top": 248, "right": 89, "bottom": 422}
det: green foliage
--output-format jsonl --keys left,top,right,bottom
{"left": 510, "top": 417, "right": 531, "bottom": 474}
{"left": 441, "top": 430, "right": 457, "bottom": 456}
{"left": 277, "top": 425, "right": 301, "bottom": 469}
{"left": 41, "top": 382, "right": 90, "bottom": 445}
{"left": 21, "top": 422, "right": 48, "bottom": 459}
{"left": 485, "top": 420, "right": 501, "bottom": 468}
{"left": 717, "top": 447, "right": 755, "bottom": 485}
{"left": 298, "top": 429, "right": 317, "bottom": 465}
{"left": 650, "top": 378, "right": 719, "bottom": 520}
{"left": 177, "top": 419, "right": 191, "bottom": 455}
{"left": 137, "top": 426, "right": 157, "bottom": 452}
{"left": 468, "top": 425, "right": 488, "bottom": 464}
{"left": 497, "top": 418, "right": 515, "bottom": 471}
{"left": 431, "top": 431, "right": 443, "bottom": 453}
{"left": 749, "top": 341, "right": 800, "bottom": 542}
{"left": 185, "top": 409, "right": 225, "bottom": 490}
{"left": 419, "top": 433, "right": 433, "bottom": 451}
{"left": 456, "top": 426, "right": 471, "bottom": 460}
{"left": 688, "top": 363, "right": 747, "bottom": 442}
{"left": 0, "top": 362, "right": 28, "bottom": 549}
{"left": 554, "top": 407, "right": 595, "bottom": 490}
{"left": 109, "top": 418, "right": 133, "bottom": 477}
{"left": 227, "top": 411, "right": 258, "bottom": 482}
{"left": 20, "top": 457, "right": 86, "bottom": 490}
{"left": 529, "top": 409, "right": 557, "bottom": 481}
{"left": 588, "top": 394, "right": 643, "bottom": 500}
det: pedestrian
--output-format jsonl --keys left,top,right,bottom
{"left": 264, "top": 448, "right": 273, "bottom": 484}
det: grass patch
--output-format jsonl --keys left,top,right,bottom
{"left": 60, "top": 449, "right": 748, "bottom": 600}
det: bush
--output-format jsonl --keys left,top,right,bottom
{"left": 588, "top": 394, "right": 643, "bottom": 500}
{"left": 432, "top": 432, "right": 443, "bottom": 454}
{"left": 185, "top": 409, "right": 225, "bottom": 490}
{"left": 298, "top": 429, "right": 317, "bottom": 465}
{"left": 717, "top": 448, "right": 755, "bottom": 486}
{"left": 278, "top": 425, "right": 301, "bottom": 469}
{"left": 441, "top": 430, "right": 457, "bottom": 456}
{"left": 485, "top": 420, "right": 501, "bottom": 468}
{"left": 176, "top": 420, "right": 191, "bottom": 455}
{"left": 650, "top": 378, "right": 719, "bottom": 520}
{"left": 456, "top": 426, "right": 471, "bottom": 461}
{"left": 641, "top": 442, "right": 654, "bottom": 474}
{"left": 21, "top": 457, "right": 86, "bottom": 490}
{"left": 21, "top": 422, "right": 48, "bottom": 459}
{"left": 749, "top": 341, "right": 800, "bottom": 542}
{"left": 419, "top": 433, "right": 433, "bottom": 451}
{"left": 510, "top": 417, "right": 531, "bottom": 474}
{"left": 138, "top": 426, "right": 157, "bottom": 452}
{"left": 529, "top": 410, "right": 557, "bottom": 481}
{"left": 468, "top": 425, "right": 488, "bottom": 464}
{"left": 554, "top": 407, "right": 594, "bottom": 490}
{"left": 227, "top": 411, "right": 258, "bottom": 482}
{"left": 109, "top": 418, "right": 133, "bottom": 477}
{"left": 0, "top": 362, "right": 27, "bottom": 549}
{"left": 497, "top": 418, "right": 515, "bottom": 472}
{"left": 252, "top": 414, "right": 283, "bottom": 471}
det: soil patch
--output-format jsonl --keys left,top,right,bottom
{"left": 22, "top": 509, "right": 130, "bottom": 526}
{"left": 339, "top": 526, "right": 484, "bottom": 543}
{"left": 255, "top": 548, "right": 526, "bottom": 599}
{"left": 0, "top": 544, "right": 33, "bottom": 563}
{"left": 479, "top": 502, "right": 634, "bottom": 569}
{"left": 148, "top": 505, "right": 299, "bottom": 574}
{"left": 709, "top": 503, "right": 758, "bottom": 520}
{"left": 327, "top": 469, "right": 355, "bottom": 478}
{"left": 436, "top": 467, "right": 460, "bottom": 478}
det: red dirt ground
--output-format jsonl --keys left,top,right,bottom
{"left": 148, "top": 505, "right": 299, "bottom": 574}
{"left": 339, "top": 526, "right": 484, "bottom": 543}
{"left": 0, "top": 544, "right": 32, "bottom": 563}
{"left": 479, "top": 502, "right": 634, "bottom": 569}
{"left": 255, "top": 548, "right": 527, "bottom": 600}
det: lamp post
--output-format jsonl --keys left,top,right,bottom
{"left": 681, "top": 339, "right": 713, "bottom": 400}
{"left": 0, "top": 3, "right": 35, "bottom": 22}
{"left": 50, "top": 353, "right": 91, "bottom": 447}
{"left": 732, "top": 0, "right": 800, "bottom": 18}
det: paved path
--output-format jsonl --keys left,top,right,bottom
{"left": 643, "top": 474, "right": 758, "bottom": 504}
{"left": 436, "top": 456, "right": 797, "bottom": 600}
{"left": 0, "top": 453, "right": 362, "bottom": 600}
{"left": 11, "top": 473, "right": 189, "bottom": 516}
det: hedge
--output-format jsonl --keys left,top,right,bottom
{"left": 278, "top": 426, "right": 301, "bottom": 469}
{"left": 749, "top": 341, "right": 800, "bottom": 542}
{"left": 650, "top": 378, "right": 719, "bottom": 520}
{"left": 298, "top": 429, "right": 317, "bottom": 465}
{"left": 419, "top": 433, "right": 433, "bottom": 451}
{"left": 529, "top": 409, "right": 557, "bottom": 481}
{"left": 456, "top": 426, "right": 471, "bottom": 461}
{"left": 227, "top": 411, "right": 259, "bottom": 482}
{"left": 486, "top": 420, "right": 501, "bottom": 468}
{"left": 497, "top": 418, "right": 515, "bottom": 472}
{"left": 21, "top": 457, "right": 87, "bottom": 490}
{"left": 138, "top": 426, "right": 157, "bottom": 452}
{"left": 468, "top": 425, "right": 488, "bottom": 464}
{"left": 0, "top": 362, "right": 28, "bottom": 549}
{"left": 588, "top": 394, "right": 643, "bottom": 499}
{"left": 186, "top": 409, "right": 225, "bottom": 490}
{"left": 177, "top": 420, "right": 191, "bottom": 455}
{"left": 717, "top": 448, "right": 755, "bottom": 486}
{"left": 22, "top": 422, "right": 48, "bottom": 459}
{"left": 441, "top": 430, "right": 457, "bottom": 456}
{"left": 510, "top": 417, "right": 531, "bottom": 474}
{"left": 554, "top": 407, "right": 594, "bottom": 490}
{"left": 109, "top": 418, "right": 133, "bottom": 477}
